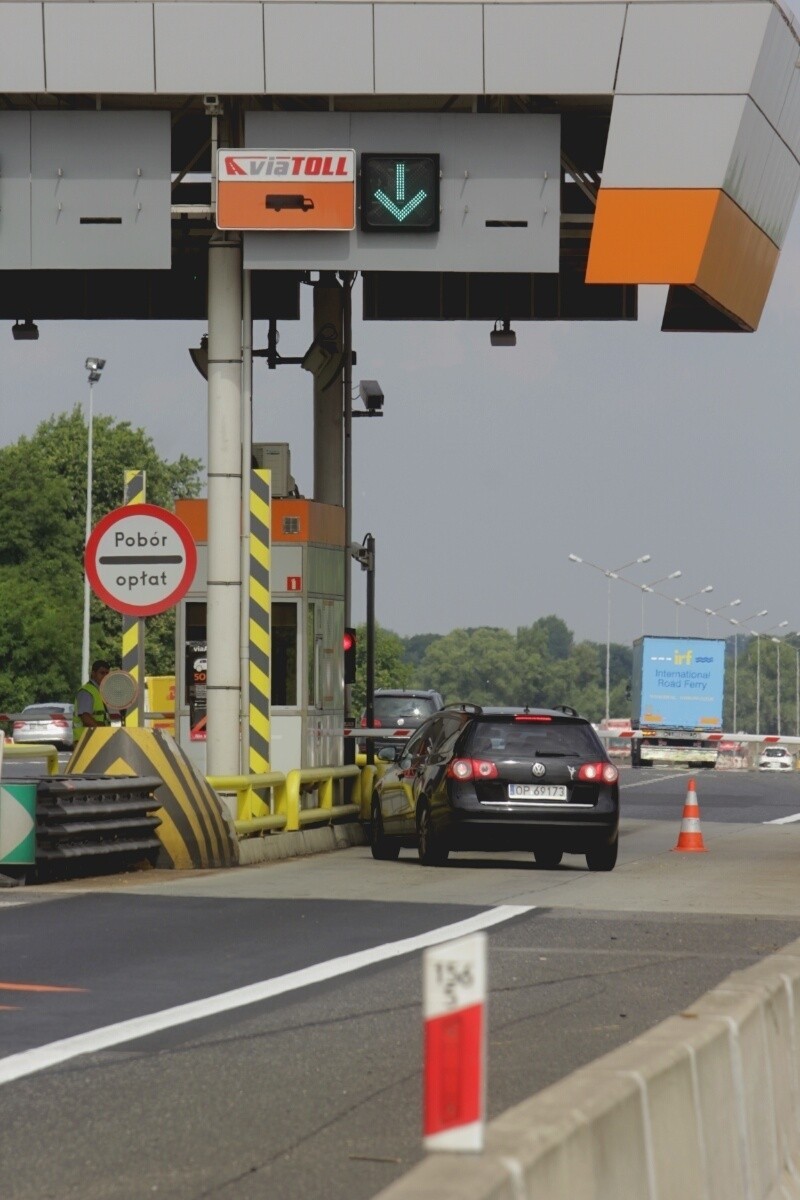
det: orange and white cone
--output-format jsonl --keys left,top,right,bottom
{"left": 672, "top": 777, "right": 708, "bottom": 853}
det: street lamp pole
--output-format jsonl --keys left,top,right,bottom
{"left": 728, "top": 609, "right": 767, "bottom": 732}
{"left": 768, "top": 622, "right": 789, "bottom": 735}
{"left": 81, "top": 357, "right": 105, "bottom": 684}
{"left": 569, "top": 552, "right": 650, "bottom": 722}
{"left": 673, "top": 585, "right": 713, "bottom": 635}
{"left": 754, "top": 620, "right": 787, "bottom": 735}
{"left": 638, "top": 570, "right": 681, "bottom": 635}
{"left": 705, "top": 598, "right": 741, "bottom": 635}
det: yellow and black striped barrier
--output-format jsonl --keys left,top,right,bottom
{"left": 68, "top": 727, "right": 238, "bottom": 869}
{"left": 248, "top": 469, "right": 271, "bottom": 779}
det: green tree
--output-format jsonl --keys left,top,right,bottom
{"left": 0, "top": 409, "right": 202, "bottom": 709}
{"left": 351, "top": 623, "right": 413, "bottom": 713}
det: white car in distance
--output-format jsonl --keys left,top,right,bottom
{"left": 758, "top": 745, "right": 794, "bottom": 771}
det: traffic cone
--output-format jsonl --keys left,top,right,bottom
{"left": 672, "top": 777, "right": 708, "bottom": 852}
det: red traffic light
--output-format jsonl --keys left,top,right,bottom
{"left": 343, "top": 627, "right": 357, "bottom": 684}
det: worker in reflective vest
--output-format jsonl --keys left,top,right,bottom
{"left": 74, "top": 660, "right": 112, "bottom": 741}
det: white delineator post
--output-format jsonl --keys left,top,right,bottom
{"left": 206, "top": 234, "right": 243, "bottom": 797}
{"left": 422, "top": 931, "right": 487, "bottom": 1153}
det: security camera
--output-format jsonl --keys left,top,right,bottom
{"left": 203, "top": 94, "right": 223, "bottom": 116}
{"left": 85, "top": 357, "right": 106, "bottom": 372}
{"left": 490, "top": 320, "right": 516, "bottom": 348}
{"left": 359, "top": 379, "right": 384, "bottom": 412}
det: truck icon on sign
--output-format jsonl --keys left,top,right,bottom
{"left": 265, "top": 194, "right": 315, "bottom": 212}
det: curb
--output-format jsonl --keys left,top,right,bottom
{"left": 237, "top": 821, "right": 367, "bottom": 866}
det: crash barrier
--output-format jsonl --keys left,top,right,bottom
{"left": 1, "top": 743, "right": 60, "bottom": 775}
{"left": 68, "top": 727, "right": 238, "bottom": 870}
{"left": 375, "top": 937, "right": 800, "bottom": 1200}
{"left": 210, "top": 764, "right": 375, "bottom": 835}
{"left": 35, "top": 774, "right": 162, "bottom": 866}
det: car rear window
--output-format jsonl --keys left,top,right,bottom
{"left": 22, "top": 705, "right": 70, "bottom": 718}
{"left": 374, "top": 696, "right": 436, "bottom": 723}
{"left": 466, "top": 718, "right": 602, "bottom": 758}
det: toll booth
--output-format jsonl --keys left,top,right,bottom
{"left": 173, "top": 484, "right": 345, "bottom": 776}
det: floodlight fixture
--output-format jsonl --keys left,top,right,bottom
{"left": 490, "top": 319, "right": 516, "bottom": 347}
{"left": 189, "top": 334, "right": 209, "bottom": 380}
{"left": 12, "top": 319, "right": 39, "bottom": 341}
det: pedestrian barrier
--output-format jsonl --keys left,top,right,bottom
{"left": 672, "top": 776, "right": 708, "bottom": 853}
{"left": 374, "top": 937, "right": 800, "bottom": 1200}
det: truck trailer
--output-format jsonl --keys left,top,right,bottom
{"left": 631, "top": 636, "right": 726, "bottom": 769}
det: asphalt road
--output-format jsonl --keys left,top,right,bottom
{"left": 1, "top": 767, "right": 800, "bottom": 1199}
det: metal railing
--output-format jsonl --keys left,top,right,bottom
{"left": 209, "top": 763, "right": 378, "bottom": 835}
{"left": 1, "top": 743, "right": 61, "bottom": 774}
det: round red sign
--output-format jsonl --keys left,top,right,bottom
{"left": 85, "top": 504, "right": 197, "bottom": 617}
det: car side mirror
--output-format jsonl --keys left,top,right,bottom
{"left": 378, "top": 745, "right": 400, "bottom": 762}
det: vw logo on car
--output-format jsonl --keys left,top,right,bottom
{"left": 532, "top": 762, "right": 546, "bottom": 777}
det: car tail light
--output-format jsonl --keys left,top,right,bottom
{"left": 51, "top": 718, "right": 68, "bottom": 728}
{"left": 578, "top": 762, "right": 619, "bottom": 784}
{"left": 12, "top": 721, "right": 22, "bottom": 730}
{"left": 447, "top": 758, "right": 499, "bottom": 781}
{"left": 514, "top": 714, "right": 552, "bottom": 722}
{"left": 360, "top": 717, "right": 367, "bottom": 728}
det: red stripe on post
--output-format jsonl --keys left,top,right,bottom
{"left": 424, "top": 1003, "right": 484, "bottom": 1137}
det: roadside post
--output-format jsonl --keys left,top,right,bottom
{"left": 422, "top": 931, "right": 487, "bottom": 1152}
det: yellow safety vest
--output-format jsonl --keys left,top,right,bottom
{"left": 73, "top": 679, "right": 109, "bottom": 741}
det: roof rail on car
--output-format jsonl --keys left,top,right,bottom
{"left": 550, "top": 704, "right": 579, "bottom": 717}
{"left": 446, "top": 702, "right": 483, "bottom": 714}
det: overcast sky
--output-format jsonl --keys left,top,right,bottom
{"left": 3, "top": 107, "right": 800, "bottom": 652}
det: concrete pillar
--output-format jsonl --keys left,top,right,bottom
{"left": 206, "top": 234, "right": 243, "bottom": 798}
{"left": 313, "top": 275, "right": 344, "bottom": 506}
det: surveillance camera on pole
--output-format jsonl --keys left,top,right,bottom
{"left": 357, "top": 379, "right": 384, "bottom": 416}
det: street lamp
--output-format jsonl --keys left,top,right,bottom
{"left": 672, "top": 585, "right": 713, "bottom": 634}
{"left": 750, "top": 619, "right": 787, "bottom": 736}
{"left": 728, "top": 610, "right": 767, "bottom": 732}
{"left": 81, "top": 357, "right": 106, "bottom": 684}
{"left": 763, "top": 621, "right": 788, "bottom": 735}
{"left": 705, "top": 598, "right": 741, "bottom": 635}
{"left": 568, "top": 552, "right": 650, "bottom": 721}
{"left": 638, "top": 570, "right": 681, "bottom": 634}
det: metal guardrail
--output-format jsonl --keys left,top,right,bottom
{"left": 211, "top": 764, "right": 376, "bottom": 835}
{"left": 35, "top": 774, "right": 163, "bottom": 866}
{"left": 2, "top": 743, "right": 60, "bottom": 774}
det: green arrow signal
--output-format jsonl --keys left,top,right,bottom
{"left": 373, "top": 163, "right": 427, "bottom": 223}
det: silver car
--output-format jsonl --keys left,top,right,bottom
{"left": 12, "top": 702, "right": 75, "bottom": 751}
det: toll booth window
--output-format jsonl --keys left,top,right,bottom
{"left": 307, "top": 604, "right": 316, "bottom": 707}
{"left": 185, "top": 601, "right": 207, "bottom": 643}
{"left": 273, "top": 602, "right": 298, "bottom": 707}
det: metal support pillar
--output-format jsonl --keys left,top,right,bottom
{"left": 240, "top": 268, "right": 253, "bottom": 773}
{"left": 206, "top": 234, "right": 243, "bottom": 797}
{"left": 312, "top": 275, "right": 344, "bottom": 506}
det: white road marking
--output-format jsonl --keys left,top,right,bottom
{"left": 0, "top": 904, "right": 532, "bottom": 1086}
{"left": 621, "top": 772, "right": 689, "bottom": 790}
{"left": 763, "top": 813, "right": 800, "bottom": 825}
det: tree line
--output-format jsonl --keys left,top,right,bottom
{"left": 0, "top": 409, "right": 201, "bottom": 712}
{"left": 351, "top": 620, "right": 800, "bottom": 737}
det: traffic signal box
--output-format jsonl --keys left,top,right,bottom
{"left": 343, "top": 628, "right": 357, "bottom": 685}
{"left": 174, "top": 496, "right": 347, "bottom": 776}
{"left": 360, "top": 154, "right": 440, "bottom": 233}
